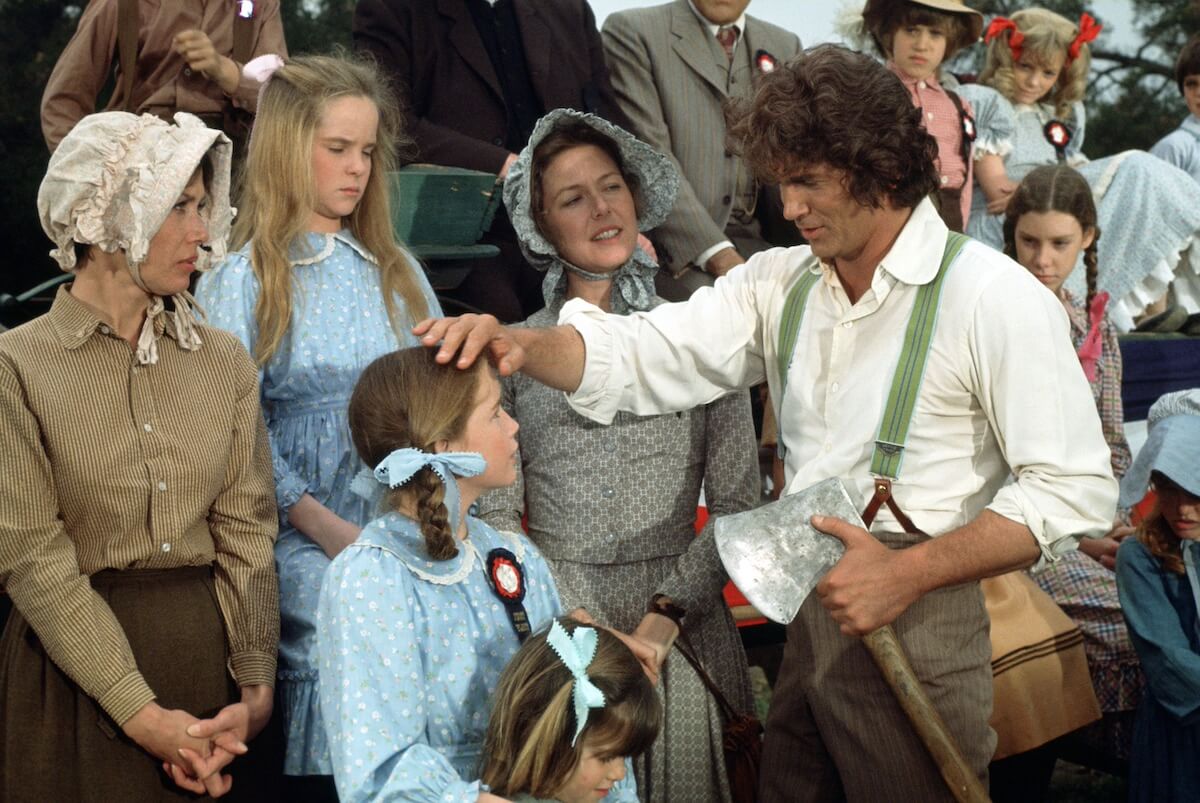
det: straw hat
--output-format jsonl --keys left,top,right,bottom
{"left": 861, "top": 0, "right": 983, "bottom": 55}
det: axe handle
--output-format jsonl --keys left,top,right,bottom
{"left": 862, "top": 625, "right": 991, "bottom": 803}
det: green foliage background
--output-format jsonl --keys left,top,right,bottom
{"left": 2, "top": 0, "right": 1197, "bottom": 298}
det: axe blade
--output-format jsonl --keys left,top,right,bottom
{"left": 714, "top": 477, "right": 861, "bottom": 624}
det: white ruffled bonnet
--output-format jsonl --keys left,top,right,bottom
{"left": 37, "top": 111, "right": 234, "bottom": 363}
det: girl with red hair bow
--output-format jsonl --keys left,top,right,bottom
{"left": 959, "top": 7, "right": 1200, "bottom": 334}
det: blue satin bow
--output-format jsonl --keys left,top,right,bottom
{"left": 351, "top": 448, "right": 486, "bottom": 537}
{"left": 547, "top": 619, "right": 606, "bottom": 745}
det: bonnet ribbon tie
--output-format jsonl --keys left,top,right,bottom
{"left": 547, "top": 619, "right": 606, "bottom": 745}
{"left": 1076, "top": 291, "right": 1108, "bottom": 383}
{"left": 985, "top": 17, "right": 1024, "bottom": 63}
{"left": 350, "top": 448, "right": 485, "bottom": 537}
{"left": 1068, "top": 14, "right": 1102, "bottom": 64}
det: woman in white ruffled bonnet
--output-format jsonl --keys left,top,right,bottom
{"left": 0, "top": 112, "right": 279, "bottom": 801}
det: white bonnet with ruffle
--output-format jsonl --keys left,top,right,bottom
{"left": 38, "top": 111, "right": 233, "bottom": 273}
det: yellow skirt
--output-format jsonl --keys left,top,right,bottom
{"left": 983, "top": 571, "right": 1101, "bottom": 759}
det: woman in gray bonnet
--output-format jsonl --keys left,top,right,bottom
{"left": 477, "top": 108, "right": 758, "bottom": 802}
{"left": 0, "top": 112, "right": 278, "bottom": 801}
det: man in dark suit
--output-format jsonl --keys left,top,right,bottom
{"left": 355, "top": 0, "right": 629, "bottom": 321}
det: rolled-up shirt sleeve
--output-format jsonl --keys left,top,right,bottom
{"left": 561, "top": 262, "right": 772, "bottom": 424}
{"left": 972, "top": 270, "right": 1118, "bottom": 561}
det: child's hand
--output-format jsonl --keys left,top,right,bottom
{"left": 173, "top": 30, "right": 240, "bottom": 94}
{"left": 985, "top": 180, "right": 1018, "bottom": 215}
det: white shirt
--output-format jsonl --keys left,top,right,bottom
{"left": 561, "top": 199, "right": 1117, "bottom": 560}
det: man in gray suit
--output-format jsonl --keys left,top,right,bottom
{"left": 603, "top": 0, "right": 801, "bottom": 298}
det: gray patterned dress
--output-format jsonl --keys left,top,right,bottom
{"left": 478, "top": 298, "right": 759, "bottom": 803}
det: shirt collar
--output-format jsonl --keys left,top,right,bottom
{"left": 48, "top": 284, "right": 181, "bottom": 351}
{"left": 686, "top": 0, "right": 745, "bottom": 37}
{"left": 874, "top": 196, "right": 948, "bottom": 286}
{"left": 289, "top": 230, "right": 378, "bottom": 267}
{"left": 1183, "top": 115, "right": 1200, "bottom": 135}
{"left": 888, "top": 61, "right": 945, "bottom": 94}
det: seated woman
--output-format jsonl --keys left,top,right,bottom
{"left": 0, "top": 112, "right": 278, "bottom": 801}
{"left": 477, "top": 108, "right": 759, "bottom": 801}
{"left": 317, "top": 347, "right": 566, "bottom": 803}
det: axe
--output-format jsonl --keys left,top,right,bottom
{"left": 715, "top": 477, "right": 990, "bottom": 803}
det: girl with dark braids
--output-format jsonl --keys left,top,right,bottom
{"left": 1000, "top": 163, "right": 1143, "bottom": 769}
{"left": 315, "top": 347, "right": 568, "bottom": 803}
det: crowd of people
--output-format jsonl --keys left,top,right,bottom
{"left": 1, "top": 0, "right": 1199, "bottom": 802}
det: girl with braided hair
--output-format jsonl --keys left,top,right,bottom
{"left": 1000, "top": 163, "right": 1144, "bottom": 768}
{"left": 317, "top": 346, "right": 565, "bottom": 803}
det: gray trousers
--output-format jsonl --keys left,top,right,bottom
{"left": 759, "top": 533, "right": 996, "bottom": 802}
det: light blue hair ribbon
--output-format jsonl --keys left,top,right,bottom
{"left": 350, "top": 448, "right": 486, "bottom": 537}
{"left": 546, "top": 619, "right": 606, "bottom": 746}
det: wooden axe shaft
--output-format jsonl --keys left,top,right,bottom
{"left": 861, "top": 625, "right": 991, "bottom": 803}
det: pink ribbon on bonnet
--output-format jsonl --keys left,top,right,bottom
{"left": 1077, "top": 291, "right": 1110, "bottom": 383}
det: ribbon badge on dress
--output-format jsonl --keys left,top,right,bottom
{"left": 486, "top": 548, "right": 531, "bottom": 642}
{"left": 755, "top": 49, "right": 778, "bottom": 74}
{"left": 546, "top": 619, "right": 606, "bottom": 746}
{"left": 235, "top": 0, "right": 255, "bottom": 19}
{"left": 1043, "top": 120, "right": 1072, "bottom": 162}
{"left": 961, "top": 112, "right": 977, "bottom": 144}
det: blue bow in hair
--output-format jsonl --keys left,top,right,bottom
{"left": 350, "top": 448, "right": 486, "bottom": 537}
{"left": 546, "top": 619, "right": 606, "bottom": 746}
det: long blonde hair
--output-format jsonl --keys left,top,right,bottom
{"left": 980, "top": 8, "right": 1090, "bottom": 119}
{"left": 234, "top": 52, "right": 430, "bottom": 365}
{"left": 479, "top": 617, "right": 661, "bottom": 798}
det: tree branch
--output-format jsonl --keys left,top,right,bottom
{"left": 1091, "top": 48, "right": 1173, "bottom": 78}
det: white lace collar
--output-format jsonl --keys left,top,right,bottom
{"left": 350, "top": 512, "right": 527, "bottom": 586}
{"left": 289, "top": 230, "right": 378, "bottom": 267}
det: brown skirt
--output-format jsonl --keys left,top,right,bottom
{"left": 0, "top": 566, "right": 241, "bottom": 803}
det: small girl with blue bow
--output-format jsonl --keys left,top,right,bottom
{"left": 316, "top": 347, "right": 564, "bottom": 803}
{"left": 480, "top": 617, "right": 659, "bottom": 803}
{"left": 1115, "top": 390, "right": 1200, "bottom": 801}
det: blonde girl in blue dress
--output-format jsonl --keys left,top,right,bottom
{"left": 318, "top": 348, "right": 563, "bottom": 803}
{"left": 961, "top": 7, "right": 1200, "bottom": 331}
{"left": 195, "top": 54, "right": 440, "bottom": 798}
{"left": 480, "top": 617, "right": 658, "bottom": 803}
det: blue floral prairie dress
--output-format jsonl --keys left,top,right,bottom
{"left": 196, "top": 231, "right": 441, "bottom": 776}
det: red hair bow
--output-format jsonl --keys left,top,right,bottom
{"left": 1068, "top": 13, "right": 1102, "bottom": 63}
{"left": 985, "top": 17, "right": 1024, "bottom": 63}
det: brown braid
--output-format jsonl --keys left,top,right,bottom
{"left": 413, "top": 467, "right": 457, "bottom": 560}
{"left": 1136, "top": 507, "right": 1186, "bottom": 576}
{"left": 1083, "top": 229, "right": 1100, "bottom": 311}
{"left": 348, "top": 348, "right": 484, "bottom": 560}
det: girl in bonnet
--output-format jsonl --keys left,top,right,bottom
{"left": 0, "top": 111, "right": 278, "bottom": 801}
{"left": 1116, "top": 389, "right": 1200, "bottom": 802}
{"left": 477, "top": 108, "right": 759, "bottom": 801}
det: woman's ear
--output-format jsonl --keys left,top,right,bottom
{"left": 1081, "top": 226, "right": 1096, "bottom": 250}
{"left": 432, "top": 438, "right": 451, "bottom": 455}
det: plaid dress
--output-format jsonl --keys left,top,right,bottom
{"left": 1033, "top": 290, "right": 1142, "bottom": 755}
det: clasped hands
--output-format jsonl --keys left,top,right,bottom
{"left": 124, "top": 684, "right": 272, "bottom": 797}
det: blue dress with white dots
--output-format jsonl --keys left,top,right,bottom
{"left": 195, "top": 231, "right": 441, "bottom": 775}
{"left": 317, "top": 513, "right": 565, "bottom": 803}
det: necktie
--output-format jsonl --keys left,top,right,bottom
{"left": 716, "top": 25, "right": 738, "bottom": 63}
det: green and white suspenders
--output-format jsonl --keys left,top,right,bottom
{"left": 774, "top": 232, "right": 969, "bottom": 513}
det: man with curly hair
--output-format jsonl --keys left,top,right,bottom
{"left": 417, "top": 45, "right": 1117, "bottom": 800}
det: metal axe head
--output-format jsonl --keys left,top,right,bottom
{"left": 714, "top": 477, "right": 864, "bottom": 624}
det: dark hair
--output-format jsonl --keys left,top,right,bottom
{"left": 726, "top": 45, "right": 940, "bottom": 210}
{"left": 348, "top": 347, "right": 486, "bottom": 560}
{"left": 480, "top": 617, "right": 661, "bottom": 798}
{"left": 1002, "top": 164, "right": 1100, "bottom": 307}
{"left": 1176, "top": 34, "right": 1200, "bottom": 95}
{"left": 529, "top": 119, "right": 642, "bottom": 233}
{"left": 867, "top": 0, "right": 977, "bottom": 59}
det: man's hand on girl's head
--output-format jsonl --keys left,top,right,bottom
{"left": 414, "top": 315, "right": 527, "bottom": 375}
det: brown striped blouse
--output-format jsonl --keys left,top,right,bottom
{"left": 0, "top": 286, "right": 279, "bottom": 725}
